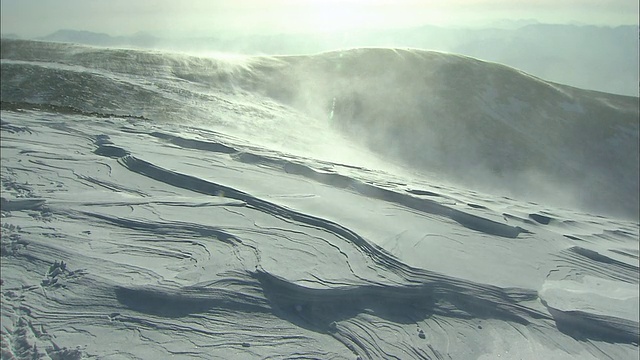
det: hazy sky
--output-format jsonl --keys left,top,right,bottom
{"left": 1, "top": 0, "right": 638, "bottom": 38}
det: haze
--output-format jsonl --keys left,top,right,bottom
{"left": 1, "top": 0, "right": 638, "bottom": 38}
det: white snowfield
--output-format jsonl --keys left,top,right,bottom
{"left": 0, "top": 39, "right": 638, "bottom": 359}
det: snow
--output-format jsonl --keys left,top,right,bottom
{"left": 1, "top": 39, "right": 639, "bottom": 359}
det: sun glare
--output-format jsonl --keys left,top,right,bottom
{"left": 274, "top": 0, "right": 461, "bottom": 34}
{"left": 283, "top": 0, "right": 405, "bottom": 33}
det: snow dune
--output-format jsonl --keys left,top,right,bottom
{"left": 1, "top": 39, "right": 638, "bottom": 359}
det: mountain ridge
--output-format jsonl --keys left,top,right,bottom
{"left": 1, "top": 39, "right": 637, "bottom": 218}
{"left": 17, "top": 25, "right": 638, "bottom": 97}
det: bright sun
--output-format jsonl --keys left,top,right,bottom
{"left": 279, "top": 0, "right": 409, "bottom": 33}
{"left": 303, "top": 2, "right": 375, "bottom": 32}
{"left": 273, "top": 0, "right": 455, "bottom": 34}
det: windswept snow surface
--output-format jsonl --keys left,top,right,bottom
{"left": 0, "top": 39, "right": 638, "bottom": 359}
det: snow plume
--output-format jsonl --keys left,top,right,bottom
{"left": 254, "top": 48, "right": 639, "bottom": 219}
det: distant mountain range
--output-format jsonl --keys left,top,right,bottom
{"left": 3, "top": 25, "right": 638, "bottom": 96}
{"left": 1, "top": 33, "right": 21, "bottom": 40}
{"left": 35, "top": 29, "right": 161, "bottom": 48}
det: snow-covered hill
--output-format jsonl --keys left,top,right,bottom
{"left": 1, "top": 39, "right": 638, "bottom": 359}
{"left": 2, "top": 39, "right": 637, "bottom": 218}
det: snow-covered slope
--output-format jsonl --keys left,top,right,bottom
{"left": 2, "top": 39, "right": 637, "bottom": 218}
{"left": 258, "top": 48, "right": 639, "bottom": 219}
{"left": 1, "top": 39, "right": 638, "bottom": 359}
